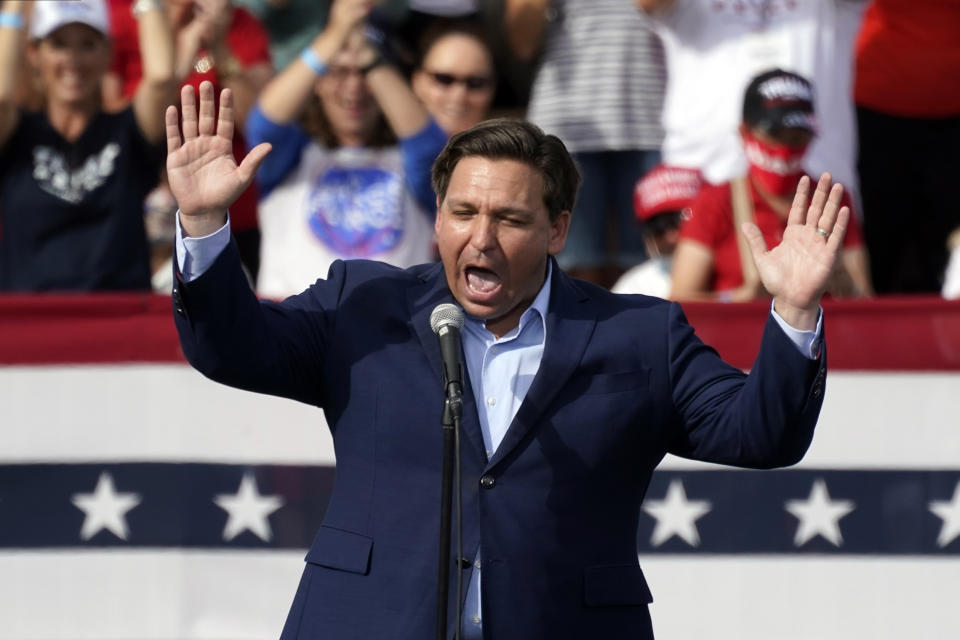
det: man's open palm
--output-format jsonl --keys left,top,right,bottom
{"left": 166, "top": 82, "right": 271, "bottom": 227}
{"left": 741, "top": 174, "right": 851, "bottom": 322}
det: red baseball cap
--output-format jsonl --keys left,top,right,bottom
{"left": 633, "top": 165, "right": 702, "bottom": 222}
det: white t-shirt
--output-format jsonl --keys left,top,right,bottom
{"left": 652, "top": 0, "right": 866, "bottom": 204}
{"left": 257, "top": 143, "right": 435, "bottom": 299}
{"left": 611, "top": 257, "right": 672, "bottom": 299}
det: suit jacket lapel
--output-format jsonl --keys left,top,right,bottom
{"left": 487, "top": 266, "right": 596, "bottom": 469}
{"left": 407, "top": 264, "right": 488, "bottom": 465}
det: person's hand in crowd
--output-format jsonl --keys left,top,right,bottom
{"left": 725, "top": 281, "right": 767, "bottom": 303}
{"left": 742, "top": 173, "right": 851, "bottom": 330}
{"left": 193, "top": 0, "right": 232, "bottom": 48}
{"left": 326, "top": 0, "right": 374, "bottom": 42}
{"left": 352, "top": 25, "right": 380, "bottom": 70}
{"left": 176, "top": 0, "right": 230, "bottom": 79}
{"left": 255, "top": 0, "right": 373, "bottom": 125}
{"left": 166, "top": 82, "right": 271, "bottom": 236}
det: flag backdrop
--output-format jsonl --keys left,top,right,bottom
{"left": 1, "top": 294, "right": 959, "bottom": 639}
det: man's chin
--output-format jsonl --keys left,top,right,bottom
{"left": 457, "top": 298, "right": 501, "bottom": 321}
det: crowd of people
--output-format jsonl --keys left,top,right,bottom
{"left": 0, "top": 0, "right": 957, "bottom": 299}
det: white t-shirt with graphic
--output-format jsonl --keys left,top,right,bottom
{"left": 611, "top": 257, "right": 672, "bottom": 299}
{"left": 257, "top": 143, "right": 435, "bottom": 299}
{"left": 651, "top": 0, "right": 866, "bottom": 202}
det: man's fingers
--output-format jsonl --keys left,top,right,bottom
{"left": 181, "top": 85, "right": 198, "bottom": 140}
{"left": 825, "top": 206, "right": 850, "bottom": 254}
{"left": 741, "top": 221, "right": 769, "bottom": 261}
{"left": 816, "top": 183, "right": 845, "bottom": 235}
{"left": 787, "top": 175, "right": 810, "bottom": 227}
{"left": 216, "top": 87, "right": 234, "bottom": 142}
{"left": 236, "top": 142, "right": 273, "bottom": 187}
{"left": 805, "top": 172, "right": 832, "bottom": 227}
{"left": 198, "top": 81, "right": 216, "bottom": 136}
{"left": 165, "top": 105, "right": 182, "bottom": 154}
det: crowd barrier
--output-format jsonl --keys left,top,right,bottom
{"left": 1, "top": 294, "right": 958, "bottom": 639}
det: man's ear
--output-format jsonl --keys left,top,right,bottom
{"left": 547, "top": 210, "right": 572, "bottom": 256}
{"left": 434, "top": 196, "right": 443, "bottom": 234}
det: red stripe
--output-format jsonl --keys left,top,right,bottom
{"left": 0, "top": 294, "right": 185, "bottom": 365}
{"left": 682, "top": 296, "right": 960, "bottom": 371}
{"left": 1, "top": 294, "right": 959, "bottom": 370}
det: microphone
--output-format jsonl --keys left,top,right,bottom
{"left": 429, "top": 303, "right": 465, "bottom": 401}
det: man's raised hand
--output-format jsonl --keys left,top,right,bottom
{"left": 741, "top": 173, "right": 851, "bottom": 331}
{"left": 166, "top": 81, "right": 271, "bottom": 237}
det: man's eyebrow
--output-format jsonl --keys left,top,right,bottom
{"left": 444, "top": 199, "right": 478, "bottom": 211}
{"left": 444, "top": 199, "right": 534, "bottom": 218}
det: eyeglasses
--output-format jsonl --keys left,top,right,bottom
{"left": 426, "top": 71, "right": 493, "bottom": 91}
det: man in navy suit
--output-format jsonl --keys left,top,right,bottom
{"left": 167, "top": 81, "right": 849, "bottom": 639}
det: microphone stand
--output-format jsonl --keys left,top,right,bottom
{"left": 436, "top": 385, "right": 463, "bottom": 640}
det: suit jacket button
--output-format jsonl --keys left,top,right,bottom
{"left": 480, "top": 474, "right": 496, "bottom": 489}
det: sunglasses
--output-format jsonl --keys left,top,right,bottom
{"left": 426, "top": 71, "right": 492, "bottom": 91}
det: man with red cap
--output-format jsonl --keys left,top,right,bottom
{"left": 671, "top": 69, "right": 873, "bottom": 302}
{"left": 612, "top": 165, "right": 701, "bottom": 297}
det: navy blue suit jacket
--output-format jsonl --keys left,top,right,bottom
{"left": 173, "top": 241, "right": 825, "bottom": 639}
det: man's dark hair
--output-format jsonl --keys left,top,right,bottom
{"left": 431, "top": 118, "right": 581, "bottom": 221}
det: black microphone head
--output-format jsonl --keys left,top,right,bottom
{"left": 430, "top": 303, "right": 464, "bottom": 335}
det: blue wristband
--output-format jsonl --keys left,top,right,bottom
{"left": 0, "top": 12, "right": 24, "bottom": 29}
{"left": 299, "top": 48, "right": 328, "bottom": 76}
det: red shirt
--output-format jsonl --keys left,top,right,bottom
{"left": 855, "top": 0, "right": 960, "bottom": 117}
{"left": 107, "top": 1, "right": 271, "bottom": 231}
{"left": 680, "top": 178, "right": 864, "bottom": 292}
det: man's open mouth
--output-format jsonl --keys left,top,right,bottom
{"left": 465, "top": 266, "right": 502, "bottom": 296}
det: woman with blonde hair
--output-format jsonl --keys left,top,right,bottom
{"left": 0, "top": 0, "right": 175, "bottom": 291}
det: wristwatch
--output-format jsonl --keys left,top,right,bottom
{"left": 132, "top": 0, "right": 164, "bottom": 18}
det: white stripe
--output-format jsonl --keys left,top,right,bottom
{"left": 0, "top": 365, "right": 335, "bottom": 464}
{"left": 0, "top": 549, "right": 303, "bottom": 639}
{"left": 640, "top": 556, "right": 960, "bottom": 639}
{"left": 2, "top": 367, "right": 958, "bottom": 468}
{"left": 0, "top": 551, "right": 955, "bottom": 639}
{"left": 660, "top": 372, "right": 960, "bottom": 470}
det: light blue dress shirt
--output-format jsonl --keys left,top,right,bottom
{"left": 457, "top": 262, "right": 554, "bottom": 639}
{"left": 176, "top": 214, "right": 822, "bottom": 639}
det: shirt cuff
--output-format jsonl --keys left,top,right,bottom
{"left": 175, "top": 211, "right": 232, "bottom": 282}
{"left": 770, "top": 301, "right": 823, "bottom": 360}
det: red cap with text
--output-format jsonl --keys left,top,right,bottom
{"left": 633, "top": 165, "right": 702, "bottom": 221}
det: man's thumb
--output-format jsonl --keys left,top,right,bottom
{"left": 237, "top": 143, "right": 272, "bottom": 188}
{"left": 741, "top": 222, "right": 768, "bottom": 260}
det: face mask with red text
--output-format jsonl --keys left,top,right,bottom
{"left": 743, "top": 132, "right": 809, "bottom": 197}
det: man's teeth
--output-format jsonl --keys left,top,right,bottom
{"left": 467, "top": 269, "right": 500, "bottom": 293}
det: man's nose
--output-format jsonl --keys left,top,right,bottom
{"left": 469, "top": 216, "right": 497, "bottom": 251}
